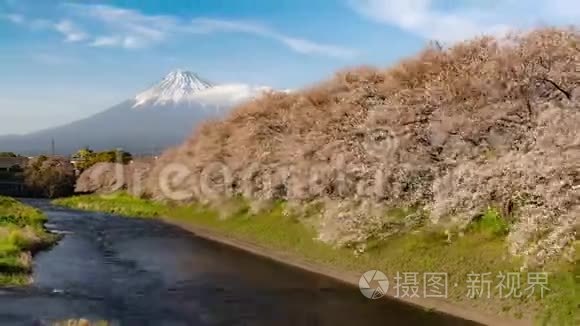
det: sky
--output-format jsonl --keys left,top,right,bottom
{"left": 0, "top": 0, "right": 578, "bottom": 135}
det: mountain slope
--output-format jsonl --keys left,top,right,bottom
{"left": 0, "top": 71, "right": 270, "bottom": 155}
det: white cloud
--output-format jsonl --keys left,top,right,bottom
{"left": 74, "top": 5, "right": 355, "bottom": 57}
{"left": 69, "top": 4, "right": 174, "bottom": 49}
{"left": 350, "top": 0, "right": 579, "bottom": 43}
{"left": 0, "top": 12, "right": 49, "bottom": 28}
{"left": 1, "top": 3, "right": 355, "bottom": 58}
{"left": 1, "top": 13, "right": 84, "bottom": 41}
{"left": 0, "top": 13, "right": 24, "bottom": 24}
{"left": 90, "top": 35, "right": 148, "bottom": 49}
{"left": 189, "top": 18, "right": 356, "bottom": 58}
{"left": 0, "top": 3, "right": 356, "bottom": 58}
{"left": 280, "top": 37, "right": 355, "bottom": 58}
{"left": 90, "top": 35, "right": 121, "bottom": 47}
{"left": 54, "top": 20, "right": 88, "bottom": 42}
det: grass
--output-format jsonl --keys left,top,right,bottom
{"left": 54, "top": 192, "right": 165, "bottom": 218}
{"left": 468, "top": 206, "right": 510, "bottom": 237}
{"left": 55, "top": 193, "right": 578, "bottom": 325}
{"left": 0, "top": 196, "right": 57, "bottom": 285}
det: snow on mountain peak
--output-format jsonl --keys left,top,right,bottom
{"left": 133, "top": 70, "right": 285, "bottom": 110}
{"left": 133, "top": 70, "right": 214, "bottom": 107}
{"left": 164, "top": 70, "right": 212, "bottom": 90}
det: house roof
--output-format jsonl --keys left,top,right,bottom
{"left": 0, "top": 157, "right": 28, "bottom": 169}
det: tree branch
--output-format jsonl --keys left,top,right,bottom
{"left": 540, "top": 78, "right": 572, "bottom": 100}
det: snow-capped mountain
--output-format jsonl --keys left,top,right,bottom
{"left": 134, "top": 70, "right": 213, "bottom": 107}
{"left": 0, "top": 70, "right": 273, "bottom": 155}
{"left": 133, "top": 70, "right": 271, "bottom": 109}
{"left": 133, "top": 70, "right": 272, "bottom": 109}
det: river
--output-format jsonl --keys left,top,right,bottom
{"left": 0, "top": 199, "right": 479, "bottom": 325}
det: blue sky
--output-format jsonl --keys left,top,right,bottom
{"left": 0, "top": 0, "right": 578, "bottom": 134}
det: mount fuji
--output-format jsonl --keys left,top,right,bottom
{"left": 0, "top": 71, "right": 273, "bottom": 155}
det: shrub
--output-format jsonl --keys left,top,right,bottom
{"left": 73, "top": 148, "right": 133, "bottom": 172}
{"left": 24, "top": 156, "right": 76, "bottom": 198}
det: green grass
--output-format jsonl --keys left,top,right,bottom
{"left": 54, "top": 192, "right": 165, "bottom": 218}
{"left": 0, "top": 196, "right": 47, "bottom": 226}
{"left": 469, "top": 206, "right": 510, "bottom": 236}
{"left": 0, "top": 196, "right": 57, "bottom": 286}
{"left": 55, "top": 194, "right": 578, "bottom": 325}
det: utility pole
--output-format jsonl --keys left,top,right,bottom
{"left": 51, "top": 138, "right": 55, "bottom": 156}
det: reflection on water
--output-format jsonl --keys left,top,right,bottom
{"left": 0, "top": 199, "right": 480, "bottom": 326}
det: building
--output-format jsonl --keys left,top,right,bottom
{"left": 0, "top": 157, "right": 28, "bottom": 172}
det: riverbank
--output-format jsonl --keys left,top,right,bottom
{"left": 54, "top": 193, "right": 578, "bottom": 326}
{"left": 0, "top": 196, "right": 57, "bottom": 285}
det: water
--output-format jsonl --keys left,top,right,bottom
{"left": 0, "top": 199, "right": 479, "bottom": 325}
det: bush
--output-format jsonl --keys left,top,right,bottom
{"left": 24, "top": 156, "right": 76, "bottom": 198}
{"left": 73, "top": 148, "right": 133, "bottom": 172}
